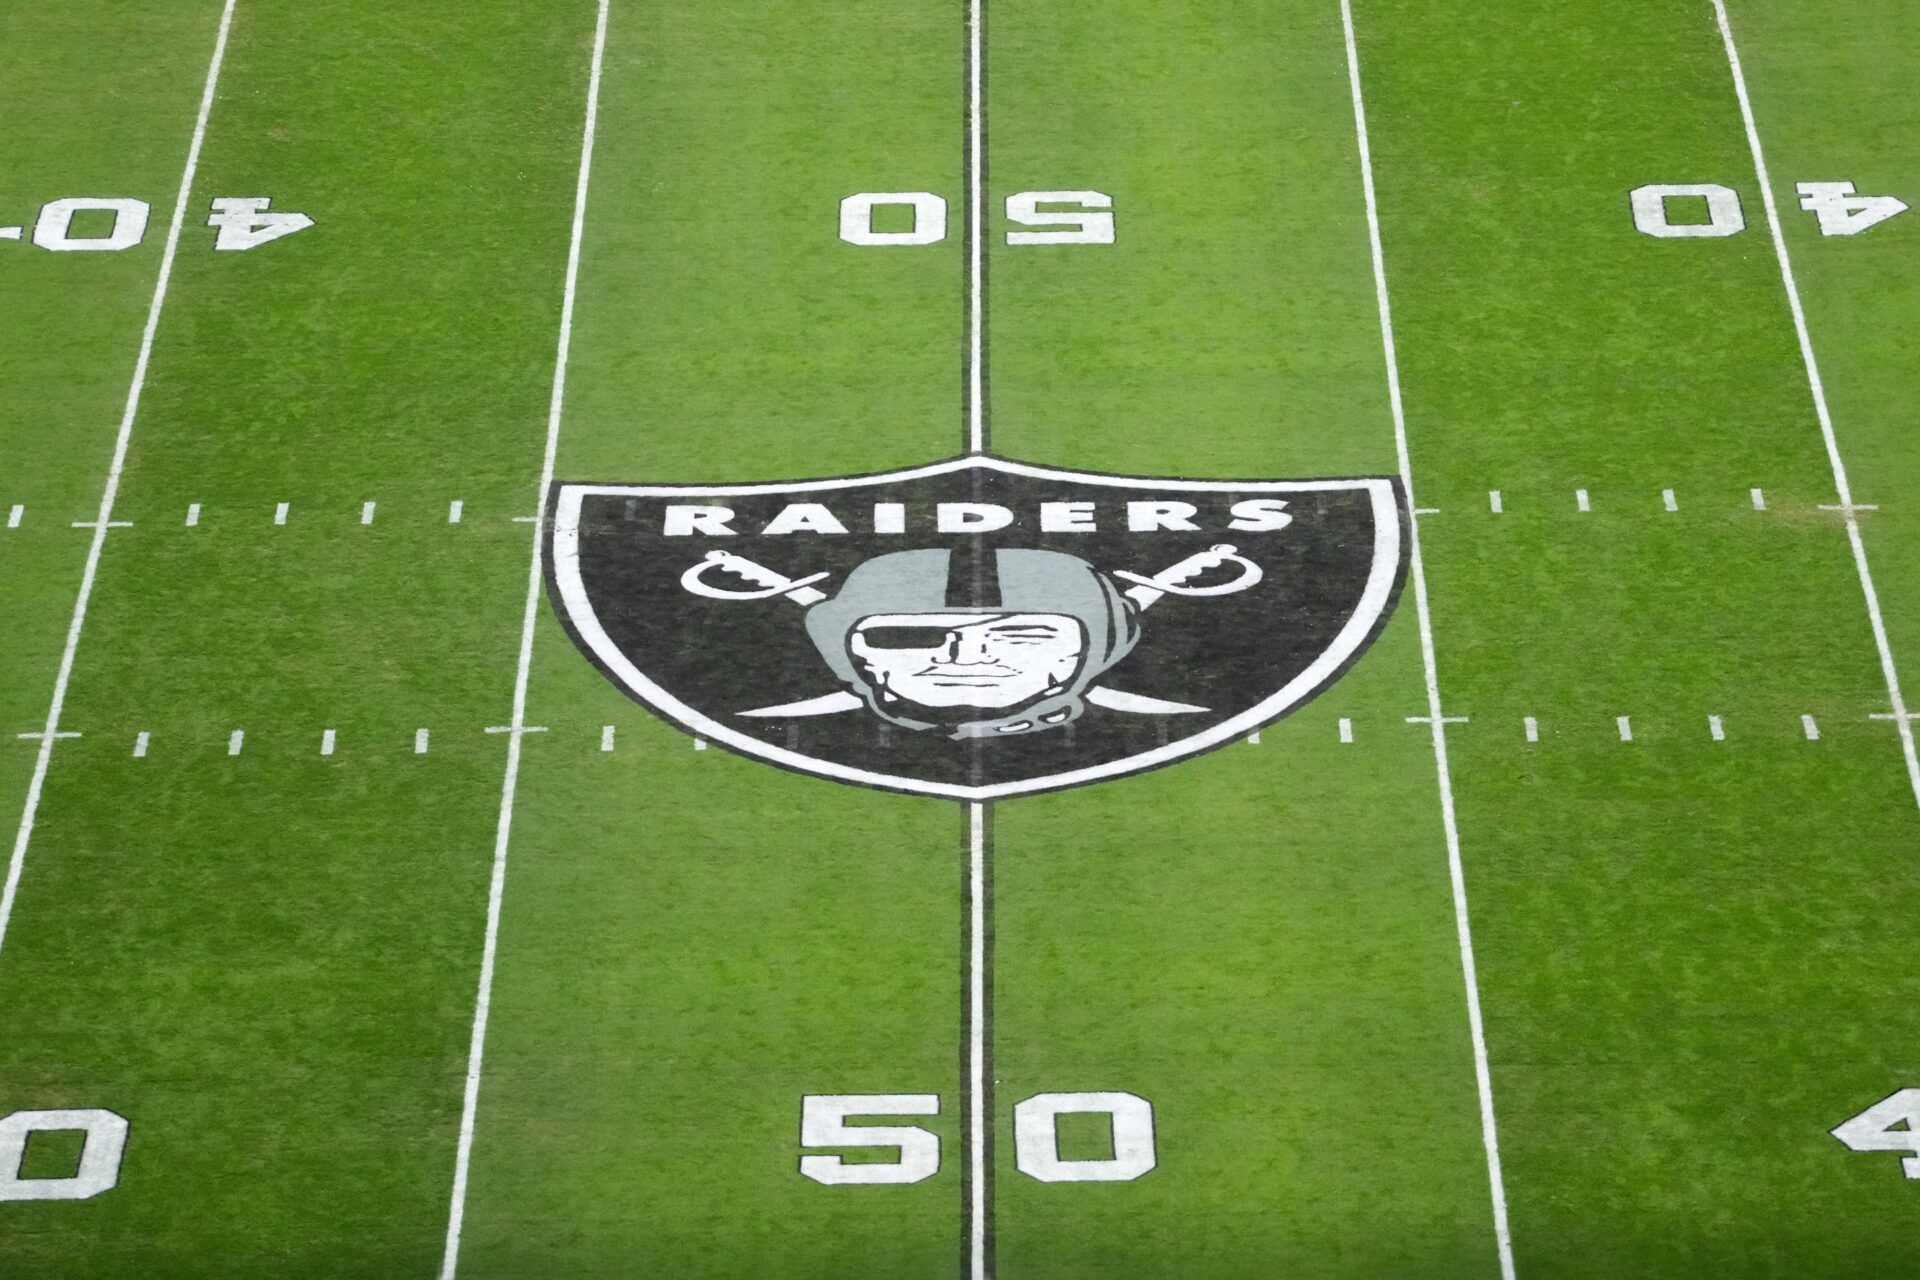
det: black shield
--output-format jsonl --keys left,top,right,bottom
{"left": 547, "top": 456, "right": 1405, "bottom": 800}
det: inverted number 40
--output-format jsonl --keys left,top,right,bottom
{"left": 1833, "top": 1089, "right": 1920, "bottom": 1179}
{"left": 840, "top": 191, "right": 1114, "bottom": 246}
{"left": 1629, "top": 181, "right": 1907, "bottom": 238}
{"left": 799, "top": 1091, "right": 1155, "bottom": 1185}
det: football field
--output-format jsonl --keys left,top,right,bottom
{"left": 3, "top": 0, "right": 1920, "bottom": 1275}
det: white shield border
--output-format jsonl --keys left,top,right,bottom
{"left": 547, "top": 455, "right": 1404, "bottom": 800}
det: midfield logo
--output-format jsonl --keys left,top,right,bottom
{"left": 546, "top": 456, "right": 1406, "bottom": 799}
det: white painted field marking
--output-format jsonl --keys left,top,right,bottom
{"left": 321, "top": 729, "right": 337, "bottom": 756}
{"left": 1339, "top": 717, "right": 1354, "bottom": 744}
{"left": 448, "top": 500, "right": 464, "bottom": 524}
{"left": 132, "top": 732, "right": 149, "bottom": 759}
{"left": 440, "top": 4, "right": 609, "bottom": 1276}
{"left": 5, "top": 506, "right": 20, "bottom": 529}
{"left": 360, "top": 501, "right": 376, "bottom": 525}
{"left": 1616, "top": 716, "right": 1634, "bottom": 743}
{"left": 1750, "top": 487, "right": 1767, "bottom": 510}
{"left": 1488, "top": 490, "right": 1503, "bottom": 514}
{"left": 415, "top": 729, "right": 430, "bottom": 755}
{"left": 1803, "top": 714, "right": 1821, "bottom": 741}
{"left": 599, "top": 725, "right": 615, "bottom": 752}
{"left": 692, "top": 736, "right": 707, "bottom": 751}
{"left": 965, "top": 0, "right": 985, "bottom": 457}
{"left": 1341, "top": 6, "right": 1515, "bottom": 1275}
{"left": 0, "top": 0, "right": 240, "bottom": 968}
{"left": 227, "top": 730, "right": 244, "bottom": 757}
{"left": 70, "top": 519, "right": 132, "bottom": 531}
{"left": 1708, "top": 714, "right": 1726, "bottom": 741}
{"left": 966, "top": 799, "right": 988, "bottom": 1280}
{"left": 1713, "top": 0, "right": 1920, "bottom": 811}
{"left": 1575, "top": 488, "right": 1591, "bottom": 513}
{"left": 1523, "top": 716, "right": 1539, "bottom": 743}
{"left": 1662, "top": 488, "right": 1678, "bottom": 512}
{"left": 274, "top": 501, "right": 289, "bottom": 525}
{"left": 185, "top": 503, "right": 201, "bottom": 527}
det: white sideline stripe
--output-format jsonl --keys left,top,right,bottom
{"left": 132, "top": 732, "right": 149, "bottom": 759}
{"left": 1662, "top": 488, "right": 1678, "bottom": 512}
{"left": 185, "top": 503, "right": 201, "bottom": 527}
{"left": 1750, "top": 487, "right": 1767, "bottom": 510}
{"left": 1340, "top": 6, "right": 1515, "bottom": 1276}
{"left": 448, "top": 500, "right": 464, "bottom": 524}
{"left": 1488, "top": 489, "right": 1502, "bottom": 514}
{"left": 1617, "top": 716, "right": 1633, "bottom": 743}
{"left": 1523, "top": 716, "right": 1539, "bottom": 743}
{"left": 1803, "top": 713, "right": 1821, "bottom": 741}
{"left": 599, "top": 724, "right": 615, "bottom": 752}
{"left": 321, "top": 729, "right": 336, "bottom": 757}
{"left": 0, "top": 0, "right": 240, "bottom": 968}
{"left": 1712, "top": 0, "right": 1920, "bottom": 812}
{"left": 360, "top": 500, "right": 376, "bottom": 525}
{"left": 439, "top": 4, "right": 609, "bottom": 1275}
{"left": 416, "top": 728, "right": 430, "bottom": 756}
{"left": 1339, "top": 717, "right": 1354, "bottom": 744}
{"left": 1708, "top": 714, "right": 1725, "bottom": 741}
{"left": 5, "top": 506, "right": 19, "bottom": 529}
{"left": 274, "top": 501, "right": 289, "bottom": 525}
{"left": 227, "top": 730, "right": 244, "bottom": 757}
{"left": 1575, "top": 488, "right": 1590, "bottom": 513}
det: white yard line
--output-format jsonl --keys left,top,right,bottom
{"left": 966, "top": 0, "right": 986, "bottom": 456}
{"left": 967, "top": 799, "right": 989, "bottom": 1280}
{"left": 437, "top": 2, "right": 611, "bottom": 1275}
{"left": 0, "top": 0, "right": 241, "bottom": 967}
{"left": 1339, "top": 4, "right": 1517, "bottom": 1276}
{"left": 1710, "top": 0, "right": 1920, "bottom": 812}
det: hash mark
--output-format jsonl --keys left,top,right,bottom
{"left": 227, "top": 730, "right": 245, "bottom": 757}
{"left": 600, "top": 725, "right": 615, "bottom": 752}
{"left": 186, "top": 503, "right": 201, "bottom": 527}
{"left": 1708, "top": 714, "right": 1725, "bottom": 741}
{"left": 133, "top": 731, "right": 150, "bottom": 759}
{"left": 274, "top": 502, "right": 289, "bottom": 525}
{"left": 321, "top": 729, "right": 337, "bottom": 756}
{"left": 1662, "top": 488, "right": 1678, "bottom": 512}
{"left": 448, "top": 500, "right": 464, "bottom": 524}
{"left": 6, "top": 505, "right": 20, "bottom": 529}
{"left": 1750, "top": 487, "right": 1767, "bottom": 510}
{"left": 1575, "top": 488, "right": 1591, "bottom": 513}
{"left": 360, "top": 501, "right": 376, "bottom": 525}
{"left": 1616, "top": 715, "right": 1633, "bottom": 742}
{"left": 1524, "top": 716, "right": 1539, "bottom": 742}
{"left": 1338, "top": 717, "right": 1353, "bottom": 744}
{"left": 415, "top": 728, "right": 430, "bottom": 755}
{"left": 1802, "top": 714, "right": 1820, "bottom": 741}
{"left": 1488, "top": 490, "right": 1503, "bottom": 514}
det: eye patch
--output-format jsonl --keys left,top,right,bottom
{"left": 858, "top": 626, "right": 956, "bottom": 649}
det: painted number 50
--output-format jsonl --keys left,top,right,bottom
{"left": 798, "top": 1091, "right": 1155, "bottom": 1185}
{"left": 839, "top": 191, "right": 1115, "bottom": 246}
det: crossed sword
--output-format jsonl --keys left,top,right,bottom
{"left": 679, "top": 544, "right": 1263, "bottom": 719}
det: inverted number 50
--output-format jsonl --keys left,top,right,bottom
{"left": 839, "top": 191, "right": 1115, "bottom": 246}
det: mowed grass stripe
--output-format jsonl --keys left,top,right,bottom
{"left": 0, "top": 0, "right": 233, "bottom": 837}
{"left": 453, "top": 3, "right": 969, "bottom": 1276}
{"left": 1358, "top": 0, "right": 1920, "bottom": 1271}
{"left": 0, "top": 2, "right": 590, "bottom": 1274}
{"left": 988, "top": 3, "right": 1504, "bottom": 1276}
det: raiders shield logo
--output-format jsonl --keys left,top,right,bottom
{"left": 546, "top": 456, "right": 1406, "bottom": 799}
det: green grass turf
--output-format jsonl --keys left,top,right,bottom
{"left": 4, "top": 0, "right": 1920, "bottom": 1275}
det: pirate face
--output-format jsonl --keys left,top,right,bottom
{"left": 848, "top": 612, "right": 1086, "bottom": 710}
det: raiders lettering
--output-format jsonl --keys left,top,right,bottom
{"left": 546, "top": 456, "right": 1407, "bottom": 800}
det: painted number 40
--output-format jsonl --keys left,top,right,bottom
{"left": 1834, "top": 1089, "right": 1920, "bottom": 1179}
